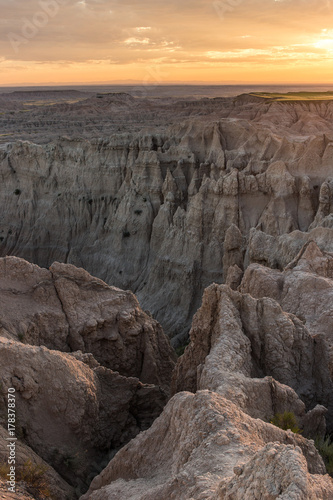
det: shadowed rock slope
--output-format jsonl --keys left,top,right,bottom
{"left": 0, "top": 256, "right": 175, "bottom": 387}
{"left": 0, "top": 256, "right": 176, "bottom": 497}
{"left": 241, "top": 241, "right": 333, "bottom": 372}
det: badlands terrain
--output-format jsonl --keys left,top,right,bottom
{"left": 0, "top": 87, "right": 333, "bottom": 498}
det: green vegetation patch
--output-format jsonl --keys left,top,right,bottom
{"left": 249, "top": 91, "right": 333, "bottom": 102}
{"left": 270, "top": 411, "right": 302, "bottom": 434}
{"left": 175, "top": 339, "right": 190, "bottom": 357}
{"left": 0, "top": 460, "right": 51, "bottom": 498}
{"left": 315, "top": 436, "right": 333, "bottom": 477}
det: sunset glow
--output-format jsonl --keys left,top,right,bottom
{"left": 1, "top": 0, "right": 333, "bottom": 86}
{"left": 314, "top": 39, "right": 333, "bottom": 50}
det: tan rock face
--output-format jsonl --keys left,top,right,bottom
{"left": 222, "top": 224, "right": 244, "bottom": 281}
{"left": 247, "top": 226, "right": 333, "bottom": 271}
{"left": 0, "top": 337, "right": 167, "bottom": 494}
{"left": 217, "top": 442, "right": 333, "bottom": 500}
{"left": 0, "top": 256, "right": 176, "bottom": 495}
{"left": 82, "top": 391, "right": 332, "bottom": 500}
{"left": 242, "top": 241, "right": 333, "bottom": 373}
{"left": 0, "top": 256, "right": 176, "bottom": 389}
{"left": 0, "top": 256, "right": 69, "bottom": 351}
{"left": 171, "top": 284, "right": 333, "bottom": 429}
{"left": 225, "top": 264, "right": 243, "bottom": 290}
{"left": 82, "top": 277, "right": 333, "bottom": 499}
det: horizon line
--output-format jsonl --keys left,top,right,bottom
{"left": 1, "top": 82, "right": 333, "bottom": 88}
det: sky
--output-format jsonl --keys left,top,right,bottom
{"left": 1, "top": 0, "right": 333, "bottom": 86}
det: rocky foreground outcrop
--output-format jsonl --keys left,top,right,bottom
{"left": 0, "top": 425, "right": 74, "bottom": 499}
{"left": 0, "top": 256, "right": 175, "bottom": 388}
{"left": 0, "top": 257, "right": 176, "bottom": 496}
{"left": 172, "top": 284, "right": 333, "bottom": 431}
{"left": 82, "top": 278, "right": 333, "bottom": 499}
{"left": 0, "top": 253, "right": 333, "bottom": 499}
{"left": 82, "top": 391, "right": 333, "bottom": 500}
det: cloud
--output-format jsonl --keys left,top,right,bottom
{"left": 124, "top": 38, "right": 151, "bottom": 45}
{"left": 0, "top": 0, "right": 333, "bottom": 84}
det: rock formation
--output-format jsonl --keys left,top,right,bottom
{"left": 0, "top": 337, "right": 167, "bottom": 494}
{"left": 0, "top": 480, "right": 36, "bottom": 500}
{"left": 247, "top": 226, "right": 333, "bottom": 271}
{"left": 0, "top": 425, "right": 75, "bottom": 499}
{"left": 217, "top": 442, "right": 333, "bottom": 500}
{"left": 1, "top": 91, "right": 333, "bottom": 498}
{"left": 82, "top": 279, "right": 333, "bottom": 499}
{"left": 242, "top": 241, "right": 333, "bottom": 370}
{"left": 1, "top": 93, "right": 333, "bottom": 342}
{"left": 82, "top": 391, "right": 333, "bottom": 500}
{"left": 172, "top": 283, "right": 333, "bottom": 430}
{"left": 0, "top": 257, "right": 176, "bottom": 495}
{"left": 0, "top": 256, "right": 176, "bottom": 389}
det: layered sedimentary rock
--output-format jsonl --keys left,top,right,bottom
{"left": 0, "top": 338, "right": 166, "bottom": 493}
{"left": 1, "top": 92, "right": 333, "bottom": 498}
{"left": 217, "top": 441, "right": 333, "bottom": 500}
{"left": 1, "top": 94, "right": 333, "bottom": 340}
{"left": 247, "top": 226, "right": 333, "bottom": 271}
{"left": 242, "top": 241, "right": 333, "bottom": 370}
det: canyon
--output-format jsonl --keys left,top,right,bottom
{"left": 0, "top": 88, "right": 333, "bottom": 498}
{"left": 1, "top": 90, "right": 333, "bottom": 343}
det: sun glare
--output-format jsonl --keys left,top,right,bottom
{"left": 314, "top": 39, "right": 333, "bottom": 50}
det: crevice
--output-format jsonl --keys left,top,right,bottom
{"left": 50, "top": 269, "right": 73, "bottom": 351}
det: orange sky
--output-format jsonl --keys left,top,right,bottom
{"left": 1, "top": 0, "right": 333, "bottom": 86}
